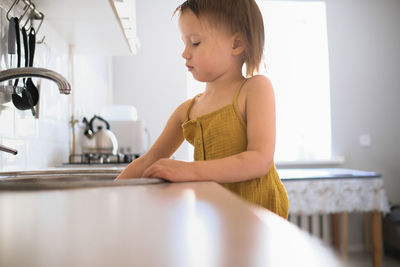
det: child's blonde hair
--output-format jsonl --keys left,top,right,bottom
{"left": 175, "top": 0, "right": 265, "bottom": 77}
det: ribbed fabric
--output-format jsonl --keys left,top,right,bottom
{"left": 182, "top": 79, "right": 289, "bottom": 219}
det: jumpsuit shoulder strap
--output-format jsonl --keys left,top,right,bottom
{"left": 185, "top": 93, "right": 201, "bottom": 121}
{"left": 233, "top": 78, "right": 248, "bottom": 105}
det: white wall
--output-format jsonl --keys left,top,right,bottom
{"left": 112, "top": 0, "right": 188, "bottom": 160}
{"left": 325, "top": 0, "right": 400, "bottom": 251}
{"left": 326, "top": 0, "right": 400, "bottom": 204}
{"left": 113, "top": 0, "right": 400, "bottom": 252}
{"left": 0, "top": 0, "right": 112, "bottom": 170}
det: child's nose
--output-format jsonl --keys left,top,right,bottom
{"left": 182, "top": 47, "right": 191, "bottom": 59}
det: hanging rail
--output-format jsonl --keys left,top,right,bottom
{"left": 6, "top": 0, "right": 44, "bottom": 33}
{"left": 21, "top": 0, "right": 43, "bottom": 20}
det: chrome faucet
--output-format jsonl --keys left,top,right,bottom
{"left": 0, "top": 144, "right": 18, "bottom": 155}
{"left": 0, "top": 67, "right": 71, "bottom": 155}
{"left": 0, "top": 67, "right": 71, "bottom": 94}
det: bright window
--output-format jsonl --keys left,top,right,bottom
{"left": 258, "top": 1, "right": 332, "bottom": 162}
{"left": 187, "top": 1, "right": 332, "bottom": 162}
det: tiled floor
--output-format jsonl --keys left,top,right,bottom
{"left": 344, "top": 252, "right": 400, "bottom": 267}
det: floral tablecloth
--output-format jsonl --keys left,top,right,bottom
{"left": 279, "top": 168, "right": 390, "bottom": 215}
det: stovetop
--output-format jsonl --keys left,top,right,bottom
{"left": 67, "top": 153, "right": 141, "bottom": 165}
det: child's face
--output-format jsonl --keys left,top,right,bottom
{"left": 178, "top": 10, "right": 237, "bottom": 82}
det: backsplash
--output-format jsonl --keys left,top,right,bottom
{"left": 0, "top": 1, "right": 112, "bottom": 171}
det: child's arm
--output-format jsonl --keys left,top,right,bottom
{"left": 143, "top": 75, "right": 277, "bottom": 183}
{"left": 116, "top": 100, "right": 190, "bottom": 179}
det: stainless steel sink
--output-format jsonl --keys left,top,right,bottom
{"left": 0, "top": 173, "right": 164, "bottom": 190}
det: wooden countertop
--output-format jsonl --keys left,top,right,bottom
{"left": 0, "top": 181, "right": 343, "bottom": 267}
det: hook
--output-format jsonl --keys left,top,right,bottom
{"left": 18, "top": 0, "right": 31, "bottom": 21}
{"left": 6, "top": 0, "right": 20, "bottom": 21}
{"left": 35, "top": 12, "right": 44, "bottom": 34}
{"left": 22, "top": 3, "right": 36, "bottom": 31}
{"left": 36, "top": 35, "right": 45, "bottom": 44}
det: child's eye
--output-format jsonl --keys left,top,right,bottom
{"left": 192, "top": 42, "right": 201, "bottom": 47}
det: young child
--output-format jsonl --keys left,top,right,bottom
{"left": 117, "top": 0, "right": 289, "bottom": 219}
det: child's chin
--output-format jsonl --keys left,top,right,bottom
{"left": 192, "top": 75, "right": 209, "bottom": 83}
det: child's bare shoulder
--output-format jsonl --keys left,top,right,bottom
{"left": 173, "top": 98, "right": 195, "bottom": 123}
{"left": 178, "top": 98, "right": 194, "bottom": 112}
{"left": 245, "top": 75, "right": 273, "bottom": 90}
{"left": 243, "top": 75, "right": 274, "bottom": 97}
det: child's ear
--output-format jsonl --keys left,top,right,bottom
{"left": 231, "top": 33, "right": 245, "bottom": 56}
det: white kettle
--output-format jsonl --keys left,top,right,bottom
{"left": 82, "top": 115, "right": 119, "bottom": 155}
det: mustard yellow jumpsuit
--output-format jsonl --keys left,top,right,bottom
{"left": 182, "top": 79, "right": 289, "bottom": 219}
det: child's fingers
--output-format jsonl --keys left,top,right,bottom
{"left": 143, "top": 159, "right": 178, "bottom": 181}
{"left": 142, "top": 165, "right": 155, "bottom": 178}
{"left": 143, "top": 163, "right": 164, "bottom": 179}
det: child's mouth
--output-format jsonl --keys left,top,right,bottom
{"left": 186, "top": 65, "right": 194, "bottom": 71}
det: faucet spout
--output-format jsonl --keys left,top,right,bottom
{"left": 0, "top": 67, "right": 71, "bottom": 94}
{"left": 0, "top": 144, "right": 18, "bottom": 155}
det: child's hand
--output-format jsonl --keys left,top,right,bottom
{"left": 142, "top": 159, "right": 195, "bottom": 182}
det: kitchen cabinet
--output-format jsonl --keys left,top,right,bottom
{"left": 34, "top": 0, "right": 137, "bottom": 55}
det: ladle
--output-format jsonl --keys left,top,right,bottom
{"left": 10, "top": 17, "right": 32, "bottom": 111}
{"left": 21, "top": 26, "right": 39, "bottom": 116}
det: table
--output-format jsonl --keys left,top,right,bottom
{"left": 278, "top": 168, "right": 390, "bottom": 267}
{"left": 0, "top": 181, "right": 343, "bottom": 267}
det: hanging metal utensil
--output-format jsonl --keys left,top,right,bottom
{"left": 35, "top": 12, "right": 44, "bottom": 34}
{"left": 18, "top": 1, "right": 30, "bottom": 22}
{"left": 10, "top": 17, "right": 30, "bottom": 111}
{"left": 6, "top": 0, "right": 20, "bottom": 22}
{"left": 25, "top": 27, "right": 39, "bottom": 110}
{"left": 8, "top": 15, "right": 17, "bottom": 60}
{"left": 22, "top": 26, "right": 37, "bottom": 116}
{"left": 9, "top": 17, "right": 36, "bottom": 116}
{"left": 6, "top": 0, "right": 44, "bottom": 116}
{"left": 23, "top": 2, "right": 36, "bottom": 31}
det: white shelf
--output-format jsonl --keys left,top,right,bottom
{"left": 35, "top": 0, "right": 135, "bottom": 55}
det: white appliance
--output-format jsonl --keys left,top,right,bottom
{"left": 101, "top": 105, "right": 149, "bottom": 155}
{"left": 109, "top": 120, "right": 149, "bottom": 155}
